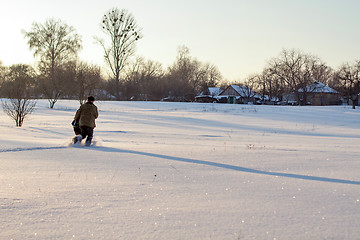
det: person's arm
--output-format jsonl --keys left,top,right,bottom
{"left": 94, "top": 107, "right": 99, "bottom": 119}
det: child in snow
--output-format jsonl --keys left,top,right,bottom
{"left": 72, "top": 119, "right": 81, "bottom": 135}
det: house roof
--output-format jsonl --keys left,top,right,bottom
{"left": 219, "top": 85, "right": 247, "bottom": 97}
{"left": 219, "top": 85, "right": 261, "bottom": 98}
{"left": 230, "top": 85, "right": 249, "bottom": 96}
{"left": 208, "top": 87, "right": 222, "bottom": 96}
{"left": 298, "top": 82, "right": 338, "bottom": 93}
{"left": 197, "top": 87, "right": 222, "bottom": 97}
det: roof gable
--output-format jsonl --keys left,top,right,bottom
{"left": 219, "top": 85, "right": 255, "bottom": 97}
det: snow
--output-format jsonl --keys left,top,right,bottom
{"left": 1, "top": 100, "right": 359, "bottom": 240}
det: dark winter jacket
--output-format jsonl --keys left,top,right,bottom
{"left": 74, "top": 102, "right": 98, "bottom": 128}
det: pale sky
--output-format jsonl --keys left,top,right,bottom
{"left": 1, "top": 0, "right": 359, "bottom": 81}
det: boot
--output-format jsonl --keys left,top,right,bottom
{"left": 73, "top": 135, "right": 82, "bottom": 144}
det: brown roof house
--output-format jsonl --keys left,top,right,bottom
{"left": 298, "top": 82, "right": 341, "bottom": 106}
{"left": 217, "top": 85, "right": 261, "bottom": 104}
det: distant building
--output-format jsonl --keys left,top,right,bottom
{"left": 195, "top": 87, "right": 222, "bottom": 103}
{"left": 261, "top": 95, "right": 280, "bottom": 105}
{"left": 298, "top": 82, "right": 341, "bottom": 105}
{"left": 217, "top": 85, "right": 260, "bottom": 104}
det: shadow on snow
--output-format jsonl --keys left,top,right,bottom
{"left": 1, "top": 145, "right": 359, "bottom": 186}
{"left": 90, "top": 146, "right": 360, "bottom": 186}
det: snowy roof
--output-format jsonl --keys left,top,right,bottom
{"left": 231, "top": 85, "right": 250, "bottom": 95}
{"left": 208, "top": 87, "right": 222, "bottom": 96}
{"left": 219, "top": 85, "right": 258, "bottom": 98}
{"left": 263, "top": 95, "right": 280, "bottom": 102}
{"left": 298, "top": 82, "right": 338, "bottom": 94}
{"left": 198, "top": 87, "right": 222, "bottom": 96}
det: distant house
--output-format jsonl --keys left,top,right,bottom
{"left": 262, "top": 95, "right": 280, "bottom": 105}
{"left": 195, "top": 87, "right": 222, "bottom": 103}
{"left": 298, "top": 82, "right": 341, "bottom": 106}
{"left": 217, "top": 85, "right": 260, "bottom": 104}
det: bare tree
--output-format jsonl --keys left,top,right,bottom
{"left": 333, "top": 61, "right": 360, "bottom": 109}
{"left": 122, "top": 57, "right": 164, "bottom": 100}
{"left": 166, "top": 46, "right": 196, "bottom": 101}
{"left": 267, "top": 49, "right": 330, "bottom": 105}
{"left": 23, "top": 18, "right": 82, "bottom": 108}
{"left": 311, "top": 63, "right": 334, "bottom": 85}
{"left": 0, "top": 61, "right": 5, "bottom": 83}
{"left": 2, "top": 99, "right": 36, "bottom": 127}
{"left": 202, "top": 63, "right": 222, "bottom": 89}
{"left": 247, "top": 73, "right": 266, "bottom": 103}
{"left": 0, "top": 61, "right": 7, "bottom": 96}
{"left": 1, "top": 64, "right": 37, "bottom": 127}
{"left": 96, "top": 8, "right": 142, "bottom": 100}
{"left": 252, "top": 69, "right": 278, "bottom": 104}
{"left": 268, "top": 49, "right": 308, "bottom": 94}
{"left": 74, "top": 61, "right": 103, "bottom": 104}
{"left": 166, "top": 46, "right": 222, "bottom": 101}
{"left": 35, "top": 61, "right": 78, "bottom": 101}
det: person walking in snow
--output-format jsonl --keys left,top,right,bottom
{"left": 73, "top": 96, "right": 98, "bottom": 146}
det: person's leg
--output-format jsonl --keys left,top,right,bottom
{"left": 85, "top": 127, "right": 94, "bottom": 146}
{"left": 72, "top": 128, "right": 83, "bottom": 144}
{"left": 80, "top": 126, "right": 88, "bottom": 142}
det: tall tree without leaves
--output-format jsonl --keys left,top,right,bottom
{"left": 121, "top": 57, "right": 164, "bottom": 100}
{"left": 23, "top": 18, "right": 82, "bottom": 108}
{"left": 0, "top": 61, "right": 7, "bottom": 94}
{"left": 333, "top": 61, "right": 360, "bottom": 109}
{"left": 74, "top": 61, "right": 103, "bottom": 105}
{"left": 166, "top": 46, "right": 222, "bottom": 101}
{"left": 96, "top": 8, "right": 142, "bottom": 100}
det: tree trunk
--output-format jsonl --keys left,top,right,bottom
{"left": 351, "top": 95, "right": 358, "bottom": 109}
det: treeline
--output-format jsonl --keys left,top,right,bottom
{"left": 1, "top": 47, "right": 359, "bottom": 107}
{"left": 0, "top": 8, "right": 223, "bottom": 108}
{"left": 0, "top": 7, "right": 359, "bottom": 110}
{"left": 241, "top": 49, "right": 360, "bottom": 108}
{"left": 1, "top": 48, "right": 359, "bottom": 107}
{"left": 0, "top": 45, "right": 222, "bottom": 102}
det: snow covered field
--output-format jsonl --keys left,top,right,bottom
{"left": 1, "top": 100, "right": 359, "bottom": 240}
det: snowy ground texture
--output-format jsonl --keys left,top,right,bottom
{"left": 1, "top": 100, "right": 359, "bottom": 240}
